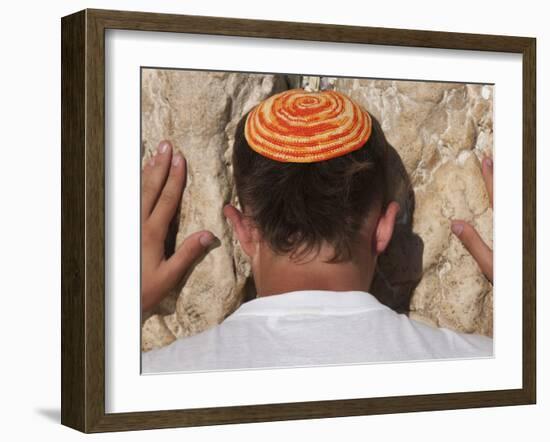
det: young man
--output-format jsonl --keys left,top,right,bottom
{"left": 141, "top": 89, "right": 493, "bottom": 373}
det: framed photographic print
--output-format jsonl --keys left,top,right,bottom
{"left": 61, "top": 8, "right": 536, "bottom": 433}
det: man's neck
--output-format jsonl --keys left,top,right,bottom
{"left": 253, "top": 243, "right": 375, "bottom": 297}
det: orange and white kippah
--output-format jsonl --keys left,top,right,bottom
{"left": 244, "top": 88, "right": 372, "bottom": 163}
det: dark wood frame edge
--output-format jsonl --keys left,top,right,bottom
{"left": 61, "top": 8, "right": 537, "bottom": 433}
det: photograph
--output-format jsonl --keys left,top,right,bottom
{"left": 139, "top": 69, "right": 495, "bottom": 374}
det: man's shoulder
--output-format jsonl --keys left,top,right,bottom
{"left": 141, "top": 293, "right": 493, "bottom": 373}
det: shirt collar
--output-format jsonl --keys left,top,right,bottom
{"left": 227, "top": 290, "right": 389, "bottom": 319}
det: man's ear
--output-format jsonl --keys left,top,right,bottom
{"left": 374, "top": 201, "right": 400, "bottom": 255}
{"left": 223, "top": 204, "right": 258, "bottom": 258}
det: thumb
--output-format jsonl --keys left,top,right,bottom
{"left": 161, "top": 230, "right": 218, "bottom": 289}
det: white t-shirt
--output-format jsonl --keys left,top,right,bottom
{"left": 142, "top": 290, "right": 493, "bottom": 374}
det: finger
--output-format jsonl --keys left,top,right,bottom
{"left": 149, "top": 152, "right": 186, "bottom": 233}
{"left": 141, "top": 140, "right": 173, "bottom": 220}
{"left": 481, "top": 156, "right": 493, "bottom": 207}
{"left": 160, "top": 230, "right": 218, "bottom": 289}
{"left": 451, "top": 220, "right": 493, "bottom": 282}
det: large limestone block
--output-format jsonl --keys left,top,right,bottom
{"left": 334, "top": 79, "right": 493, "bottom": 336}
{"left": 141, "top": 70, "right": 287, "bottom": 351}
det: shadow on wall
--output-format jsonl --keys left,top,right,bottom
{"left": 369, "top": 117, "right": 424, "bottom": 314}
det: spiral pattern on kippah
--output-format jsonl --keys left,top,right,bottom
{"left": 244, "top": 88, "right": 372, "bottom": 163}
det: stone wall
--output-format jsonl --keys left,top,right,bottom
{"left": 335, "top": 79, "right": 493, "bottom": 335}
{"left": 141, "top": 70, "right": 493, "bottom": 351}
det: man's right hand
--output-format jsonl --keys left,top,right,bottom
{"left": 450, "top": 156, "right": 493, "bottom": 283}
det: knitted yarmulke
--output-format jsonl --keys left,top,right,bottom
{"left": 244, "top": 88, "right": 372, "bottom": 163}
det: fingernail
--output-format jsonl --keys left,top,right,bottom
{"left": 160, "top": 141, "right": 171, "bottom": 154}
{"left": 199, "top": 232, "right": 216, "bottom": 247}
{"left": 484, "top": 157, "right": 493, "bottom": 169}
{"left": 172, "top": 154, "right": 182, "bottom": 167}
{"left": 451, "top": 222, "right": 464, "bottom": 236}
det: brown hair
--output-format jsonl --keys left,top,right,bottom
{"left": 232, "top": 109, "right": 388, "bottom": 263}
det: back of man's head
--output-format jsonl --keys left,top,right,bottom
{"left": 231, "top": 105, "right": 389, "bottom": 264}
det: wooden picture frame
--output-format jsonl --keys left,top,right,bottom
{"left": 61, "top": 8, "right": 536, "bottom": 433}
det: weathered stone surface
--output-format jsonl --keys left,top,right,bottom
{"left": 335, "top": 79, "right": 493, "bottom": 336}
{"left": 141, "top": 70, "right": 287, "bottom": 351}
{"left": 141, "top": 72, "right": 493, "bottom": 351}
